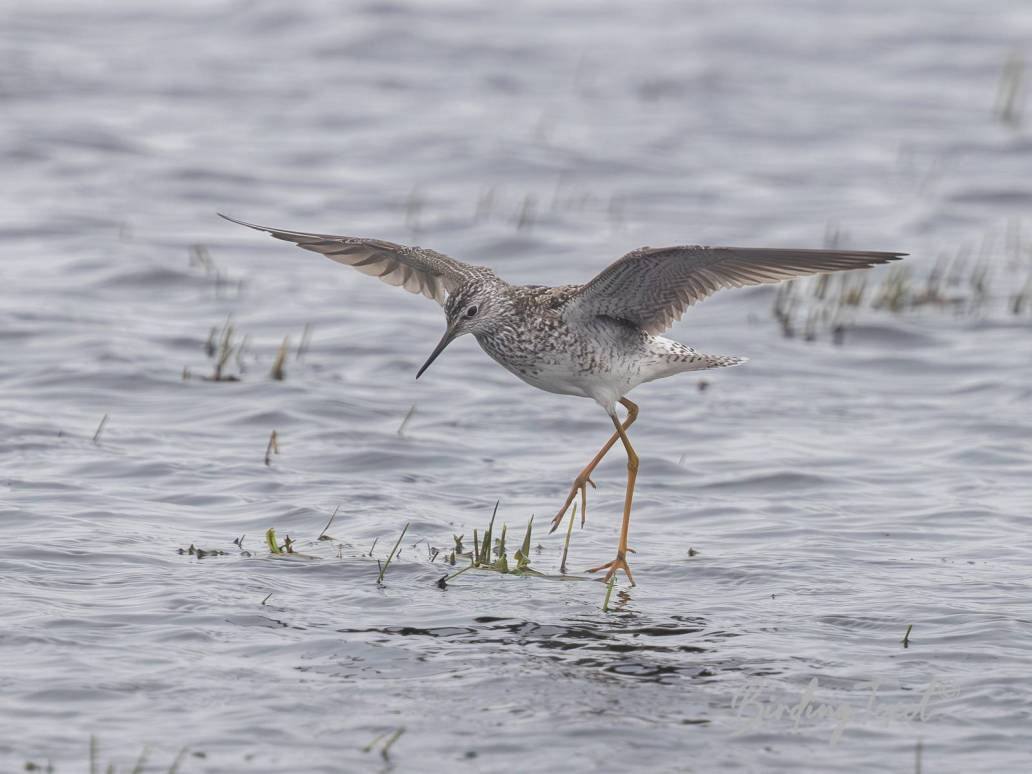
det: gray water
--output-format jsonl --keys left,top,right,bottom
{"left": 3, "top": 1, "right": 1032, "bottom": 771}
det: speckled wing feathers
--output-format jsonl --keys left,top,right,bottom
{"left": 218, "top": 214, "right": 487, "bottom": 306}
{"left": 566, "top": 245, "right": 905, "bottom": 334}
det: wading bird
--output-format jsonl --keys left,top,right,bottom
{"left": 221, "top": 213, "right": 903, "bottom": 584}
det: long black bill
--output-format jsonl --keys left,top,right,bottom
{"left": 415, "top": 324, "right": 458, "bottom": 379}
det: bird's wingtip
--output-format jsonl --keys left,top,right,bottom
{"left": 218, "top": 212, "right": 271, "bottom": 232}
{"left": 218, "top": 212, "right": 252, "bottom": 228}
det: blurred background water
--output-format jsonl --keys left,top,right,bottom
{"left": 2, "top": 0, "right": 1031, "bottom": 771}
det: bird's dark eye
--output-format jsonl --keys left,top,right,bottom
{"left": 465, "top": 305, "right": 478, "bottom": 318}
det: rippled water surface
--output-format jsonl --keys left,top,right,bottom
{"left": 3, "top": 1, "right": 1032, "bottom": 771}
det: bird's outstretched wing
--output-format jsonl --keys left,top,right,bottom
{"left": 219, "top": 214, "right": 487, "bottom": 305}
{"left": 565, "top": 245, "right": 906, "bottom": 334}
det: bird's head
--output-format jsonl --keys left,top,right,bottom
{"left": 416, "top": 281, "right": 500, "bottom": 379}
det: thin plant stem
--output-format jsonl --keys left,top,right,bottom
{"left": 319, "top": 505, "right": 340, "bottom": 539}
{"left": 602, "top": 575, "right": 616, "bottom": 612}
{"left": 376, "top": 522, "right": 410, "bottom": 584}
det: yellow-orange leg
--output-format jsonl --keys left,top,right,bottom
{"left": 549, "top": 398, "right": 639, "bottom": 534}
{"left": 587, "top": 401, "right": 640, "bottom": 585}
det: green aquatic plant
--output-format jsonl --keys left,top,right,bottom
{"left": 318, "top": 505, "right": 340, "bottom": 541}
{"left": 263, "top": 527, "right": 318, "bottom": 560}
{"left": 770, "top": 221, "right": 1032, "bottom": 344}
{"left": 87, "top": 736, "right": 188, "bottom": 774}
{"left": 446, "top": 504, "right": 547, "bottom": 583}
{"left": 376, "top": 522, "right": 409, "bottom": 584}
{"left": 602, "top": 575, "right": 616, "bottom": 612}
{"left": 265, "top": 527, "right": 289, "bottom": 554}
{"left": 91, "top": 413, "right": 109, "bottom": 444}
{"left": 995, "top": 51, "right": 1026, "bottom": 127}
{"left": 264, "top": 430, "right": 279, "bottom": 466}
{"left": 513, "top": 515, "right": 534, "bottom": 570}
{"left": 270, "top": 336, "right": 289, "bottom": 381}
{"left": 362, "top": 727, "right": 405, "bottom": 761}
{"left": 494, "top": 524, "right": 509, "bottom": 572}
{"left": 397, "top": 404, "right": 417, "bottom": 437}
{"left": 477, "top": 500, "right": 499, "bottom": 566}
{"left": 210, "top": 317, "right": 240, "bottom": 382}
{"left": 296, "top": 323, "right": 313, "bottom": 360}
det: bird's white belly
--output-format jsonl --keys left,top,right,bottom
{"left": 508, "top": 359, "right": 599, "bottom": 399}
{"left": 474, "top": 321, "right": 654, "bottom": 407}
{"left": 480, "top": 340, "right": 640, "bottom": 406}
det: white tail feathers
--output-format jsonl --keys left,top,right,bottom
{"left": 644, "top": 338, "right": 748, "bottom": 379}
{"left": 705, "top": 354, "right": 748, "bottom": 368}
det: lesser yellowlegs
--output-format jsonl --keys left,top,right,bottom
{"left": 220, "top": 213, "right": 904, "bottom": 584}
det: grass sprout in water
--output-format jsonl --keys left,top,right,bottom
{"left": 995, "top": 51, "right": 1027, "bottom": 128}
{"left": 263, "top": 527, "right": 318, "bottom": 560}
{"left": 376, "top": 522, "right": 409, "bottom": 584}
{"left": 187, "top": 318, "right": 310, "bottom": 383}
{"left": 362, "top": 727, "right": 405, "bottom": 761}
{"left": 602, "top": 575, "right": 616, "bottom": 612}
{"left": 181, "top": 503, "right": 600, "bottom": 588}
{"left": 440, "top": 502, "right": 593, "bottom": 586}
{"left": 264, "top": 430, "right": 279, "bottom": 466}
{"left": 771, "top": 221, "right": 1032, "bottom": 342}
{"left": 78, "top": 736, "right": 189, "bottom": 774}
{"left": 205, "top": 317, "right": 241, "bottom": 382}
{"left": 91, "top": 413, "right": 109, "bottom": 444}
{"left": 269, "top": 336, "right": 289, "bottom": 381}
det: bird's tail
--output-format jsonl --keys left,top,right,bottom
{"left": 702, "top": 354, "right": 748, "bottom": 369}
{"left": 647, "top": 338, "right": 749, "bottom": 378}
